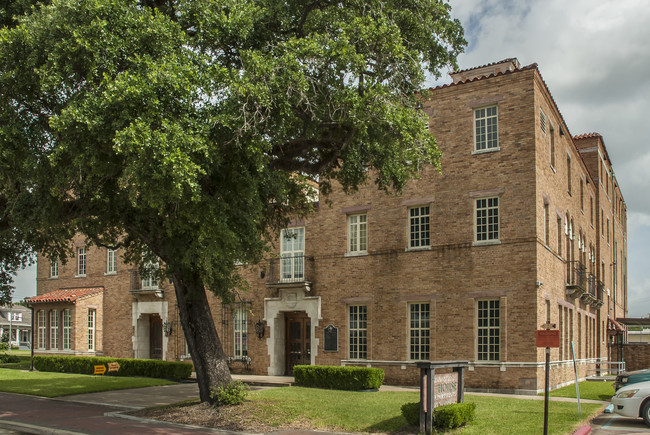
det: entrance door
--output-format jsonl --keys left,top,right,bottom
{"left": 285, "top": 312, "right": 310, "bottom": 375}
{"left": 149, "top": 314, "right": 163, "bottom": 360}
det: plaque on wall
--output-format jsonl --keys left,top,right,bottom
{"left": 324, "top": 324, "right": 338, "bottom": 352}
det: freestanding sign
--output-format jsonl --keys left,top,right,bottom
{"left": 418, "top": 361, "right": 469, "bottom": 435}
{"left": 538, "top": 322, "right": 557, "bottom": 435}
{"left": 536, "top": 329, "right": 560, "bottom": 348}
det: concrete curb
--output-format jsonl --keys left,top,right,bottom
{"left": 573, "top": 425, "right": 591, "bottom": 435}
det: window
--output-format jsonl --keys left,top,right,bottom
{"left": 234, "top": 306, "right": 248, "bottom": 359}
{"left": 475, "top": 197, "right": 499, "bottom": 242}
{"left": 409, "top": 303, "right": 430, "bottom": 360}
{"left": 544, "top": 202, "right": 550, "bottom": 246}
{"left": 347, "top": 214, "right": 367, "bottom": 254}
{"left": 607, "top": 218, "right": 610, "bottom": 243}
{"left": 77, "top": 247, "right": 86, "bottom": 276}
{"left": 141, "top": 261, "right": 159, "bottom": 289}
{"left": 50, "top": 258, "right": 58, "bottom": 278}
{"left": 10, "top": 312, "right": 22, "bottom": 322}
{"left": 88, "top": 309, "right": 96, "bottom": 351}
{"left": 37, "top": 310, "right": 45, "bottom": 349}
{"left": 580, "top": 179, "right": 584, "bottom": 212}
{"left": 106, "top": 249, "right": 117, "bottom": 274}
{"left": 477, "top": 299, "right": 500, "bottom": 361}
{"left": 550, "top": 125, "right": 556, "bottom": 168}
{"left": 63, "top": 309, "right": 71, "bottom": 350}
{"left": 567, "top": 156, "right": 572, "bottom": 195}
{"left": 474, "top": 106, "right": 498, "bottom": 151}
{"left": 590, "top": 197, "right": 594, "bottom": 225}
{"left": 349, "top": 305, "right": 368, "bottom": 360}
{"left": 557, "top": 216, "right": 562, "bottom": 254}
{"left": 49, "top": 310, "right": 58, "bottom": 350}
{"left": 409, "top": 206, "right": 430, "bottom": 249}
{"left": 540, "top": 109, "right": 547, "bottom": 134}
{"left": 280, "top": 227, "right": 305, "bottom": 281}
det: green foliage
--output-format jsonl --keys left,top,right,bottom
{"left": 210, "top": 380, "right": 249, "bottom": 406}
{"left": 400, "top": 401, "right": 420, "bottom": 425}
{"left": 401, "top": 401, "right": 476, "bottom": 429}
{"left": 0, "top": 352, "right": 19, "bottom": 363}
{"left": 293, "top": 365, "right": 384, "bottom": 390}
{"left": 34, "top": 355, "right": 192, "bottom": 380}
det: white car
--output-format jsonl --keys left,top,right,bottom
{"left": 612, "top": 380, "right": 650, "bottom": 426}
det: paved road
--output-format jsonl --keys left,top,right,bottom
{"left": 590, "top": 412, "right": 650, "bottom": 434}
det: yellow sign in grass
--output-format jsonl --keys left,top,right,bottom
{"left": 107, "top": 362, "right": 120, "bottom": 372}
{"left": 93, "top": 365, "right": 106, "bottom": 375}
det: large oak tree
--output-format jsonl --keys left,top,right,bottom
{"left": 0, "top": 0, "right": 464, "bottom": 402}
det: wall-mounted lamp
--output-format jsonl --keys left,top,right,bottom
{"left": 536, "top": 281, "right": 544, "bottom": 287}
{"left": 260, "top": 269, "right": 266, "bottom": 279}
{"left": 163, "top": 321, "right": 173, "bottom": 337}
{"left": 254, "top": 319, "right": 265, "bottom": 339}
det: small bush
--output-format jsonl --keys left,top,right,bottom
{"left": 34, "top": 355, "right": 192, "bottom": 380}
{"left": 0, "top": 343, "right": 8, "bottom": 351}
{"left": 210, "top": 380, "right": 249, "bottom": 406}
{"left": 400, "top": 402, "right": 476, "bottom": 429}
{"left": 294, "top": 365, "right": 384, "bottom": 390}
{"left": 0, "top": 353, "right": 19, "bottom": 364}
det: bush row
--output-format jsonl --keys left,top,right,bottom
{"left": 401, "top": 401, "right": 476, "bottom": 429}
{"left": 293, "top": 365, "right": 384, "bottom": 390}
{"left": 34, "top": 355, "right": 192, "bottom": 380}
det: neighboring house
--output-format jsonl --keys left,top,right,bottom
{"left": 0, "top": 305, "right": 32, "bottom": 349}
{"left": 30, "top": 58, "right": 628, "bottom": 394}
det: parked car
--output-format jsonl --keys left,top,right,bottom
{"left": 612, "top": 380, "right": 650, "bottom": 426}
{"left": 614, "top": 369, "right": 650, "bottom": 391}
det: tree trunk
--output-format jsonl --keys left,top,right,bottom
{"left": 172, "top": 270, "right": 231, "bottom": 403}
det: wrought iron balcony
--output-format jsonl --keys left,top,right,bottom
{"left": 566, "top": 261, "right": 587, "bottom": 297}
{"left": 129, "top": 269, "right": 163, "bottom": 297}
{"left": 265, "top": 255, "right": 314, "bottom": 289}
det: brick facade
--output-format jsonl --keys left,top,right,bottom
{"left": 32, "top": 59, "right": 628, "bottom": 394}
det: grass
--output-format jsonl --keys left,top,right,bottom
{"left": 235, "top": 387, "right": 604, "bottom": 434}
{"left": 545, "top": 381, "right": 614, "bottom": 401}
{"left": 0, "top": 368, "right": 176, "bottom": 397}
{"left": 0, "top": 352, "right": 33, "bottom": 370}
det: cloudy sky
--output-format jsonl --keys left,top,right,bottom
{"left": 11, "top": 0, "right": 650, "bottom": 317}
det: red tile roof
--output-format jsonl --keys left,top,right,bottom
{"left": 607, "top": 317, "right": 626, "bottom": 333}
{"left": 573, "top": 132, "right": 603, "bottom": 140}
{"left": 450, "top": 57, "right": 520, "bottom": 75}
{"left": 26, "top": 287, "right": 103, "bottom": 304}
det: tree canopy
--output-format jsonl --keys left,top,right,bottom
{"left": 0, "top": 0, "right": 465, "bottom": 400}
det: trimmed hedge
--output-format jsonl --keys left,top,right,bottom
{"left": 34, "top": 355, "right": 192, "bottom": 380}
{"left": 401, "top": 401, "right": 476, "bottom": 429}
{"left": 293, "top": 365, "right": 384, "bottom": 390}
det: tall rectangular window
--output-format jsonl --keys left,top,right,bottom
{"left": 349, "top": 305, "right": 368, "bottom": 360}
{"left": 62, "top": 309, "right": 71, "bottom": 350}
{"left": 88, "top": 309, "right": 96, "bottom": 351}
{"left": 77, "top": 247, "right": 86, "bottom": 276}
{"left": 607, "top": 218, "right": 610, "bottom": 243}
{"left": 557, "top": 216, "right": 562, "bottom": 254}
{"left": 280, "top": 227, "right": 305, "bottom": 281}
{"left": 106, "top": 249, "right": 117, "bottom": 274}
{"left": 544, "top": 203, "right": 550, "bottom": 246}
{"left": 567, "top": 156, "right": 572, "bottom": 195}
{"left": 234, "top": 306, "right": 248, "bottom": 359}
{"left": 540, "top": 109, "right": 547, "bottom": 133}
{"left": 474, "top": 106, "right": 498, "bottom": 151}
{"left": 347, "top": 214, "right": 367, "bottom": 254}
{"left": 141, "top": 258, "right": 159, "bottom": 289}
{"left": 475, "top": 197, "right": 499, "bottom": 242}
{"left": 50, "top": 258, "right": 58, "bottom": 278}
{"left": 590, "top": 197, "right": 594, "bottom": 225}
{"left": 37, "top": 310, "right": 46, "bottom": 349}
{"left": 580, "top": 179, "right": 584, "bottom": 212}
{"left": 409, "top": 303, "right": 430, "bottom": 360}
{"left": 49, "top": 310, "right": 58, "bottom": 350}
{"left": 477, "top": 299, "right": 500, "bottom": 361}
{"left": 409, "top": 206, "right": 430, "bottom": 248}
{"left": 550, "top": 125, "right": 556, "bottom": 168}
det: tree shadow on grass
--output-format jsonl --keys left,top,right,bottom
{"left": 364, "top": 415, "right": 415, "bottom": 433}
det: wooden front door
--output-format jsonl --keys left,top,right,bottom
{"left": 285, "top": 312, "right": 310, "bottom": 375}
{"left": 149, "top": 314, "right": 163, "bottom": 360}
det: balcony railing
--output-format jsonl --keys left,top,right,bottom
{"left": 566, "top": 261, "right": 587, "bottom": 296}
{"left": 129, "top": 269, "right": 163, "bottom": 296}
{"left": 581, "top": 273, "right": 604, "bottom": 307}
{"left": 265, "top": 255, "right": 314, "bottom": 287}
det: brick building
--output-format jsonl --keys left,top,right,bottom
{"left": 30, "top": 59, "right": 627, "bottom": 393}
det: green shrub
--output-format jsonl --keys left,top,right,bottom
{"left": 33, "top": 355, "right": 192, "bottom": 380}
{"left": 0, "top": 343, "right": 8, "bottom": 351}
{"left": 0, "top": 353, "right": 19, "bottom": 364}
{"left": 294, "top": 365, "right": 384, "bottom": 390}
{"left": 400, "top": 402, "right": 476, "bottom": 429}
{"left": 210, "top": 380, "right": 249, "bottom": 406}
{"left": 401, "top": 401, "right": 420, "bottom": 425}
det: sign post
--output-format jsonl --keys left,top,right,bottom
{"left": 537, "top": 322, "right": 559, "bottom": 435}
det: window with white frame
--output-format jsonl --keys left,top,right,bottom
{"left": 62, "top": 309, "right": 71, "bottom": 350}
{"left": 477, "top": 299, "right": 500, "bottom": 361}
{"left": 49, "top": 310, "right": 58, "bottom": 349}
{"left": 10, "top": 312, "right": 22, "bottom": 322}
{"left": 77, "top": 247, "right": 86, "bottom": 276}
{"left": 280, "top": 227, "right": 305, "bottom": 281}
{"left": 106, "top": 249, "right": 117, "bottom": 274}
{"left": 474, "top": 106, "right": 498, "bottom": 151}
{"left": 37, "top": 310, "right": 46, "bottom": 349}
{"left": 141, "top": 261, "right": 159, "bottom": 289}
{"left": 347, "top": 214, "right": 367, "bottom": 254}
{"left": 234, "top": 306, "right": 248, "bottom": 359}
{"left": 475, "top": 197, "right": 499, "bottom": 242}
{"left": 88, "top": 309, "right": 96, "bottom": 351}
{"left": 409, "top": 206, "right": 430, "bottom": 249}
{"left": 349, "top": 305, "right": 368, "bottom": 360}
{"left": 50, "top": 258, "right": 58, "bottom": 278}
{"left": 409, "top": 303, "right": 430, "bottom": 360}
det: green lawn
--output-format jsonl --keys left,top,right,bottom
{"left": 0, "top": 368, "right": 176, "bottom": 397}
{"left": 244, "top": 387, "right": 604, "bottom": 434}
{"left": 546, "top": 381, "right": 614, "bottom": 401}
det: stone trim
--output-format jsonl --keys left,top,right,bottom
{"left": 340, "top": 204, "right": 371, "bottom": 214}
{"left": 468, "top": 187, "right": 506, "bottom": 198}
{"left": 340, "top": 296, "right": 372, "bottom": 304}
{"left": 401, "top": 196, "right": 435, "bottom": 206}
{"left": 466, "top": 95, "right": 504, "bottom": 108}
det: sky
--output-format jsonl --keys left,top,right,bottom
{"left": 10, "top": 0, "right": 650, "bottom": 316}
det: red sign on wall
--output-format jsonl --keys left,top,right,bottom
{"left": 536, "top": 329, "right": 560, "bottom": 348}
